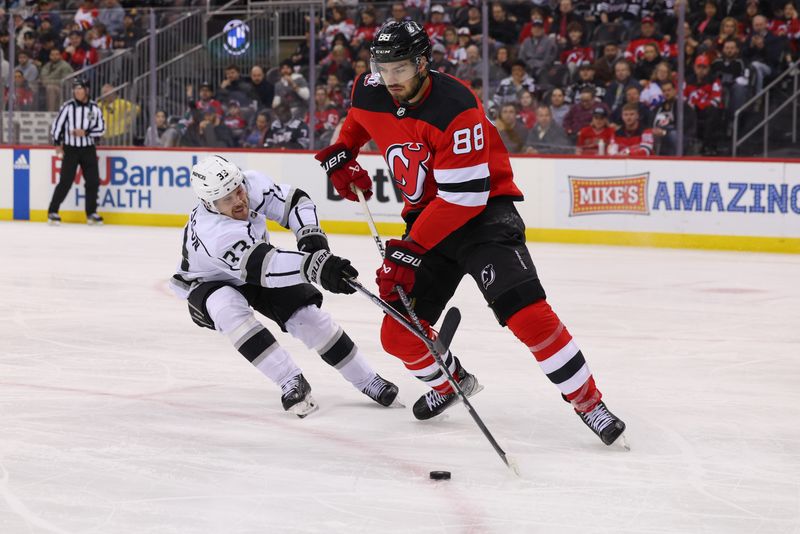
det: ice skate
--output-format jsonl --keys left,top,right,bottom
{"left": 280, "top": 374, "right": 318, "bottom": 418}
{"left": 412, "top": 358, "right": 483, "bottom": 420}
{"left": 47, "top": 212, "right": 61, "bottom": 226}
{"left": 575, "top": 401, "right": 627, "bottom": 448}
{"left": 87, "top": 213, "right": 104, "bottom": 226}
{"left": 360, "top": 374, "right": 402, "bottom": 407}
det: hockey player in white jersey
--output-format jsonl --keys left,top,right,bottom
{"left": 171, "top": 155, "right": 399, "bottom": 417}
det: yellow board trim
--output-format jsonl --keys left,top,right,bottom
{"left": 12, "top": 211, "right": 798, "bottom": 254}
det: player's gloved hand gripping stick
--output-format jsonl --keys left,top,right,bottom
{"left": 350, "top": 186, "right": 519, "bottom": 475}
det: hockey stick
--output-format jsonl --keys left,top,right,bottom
{"left": 352, "top": 188, "right": 519, "bottom": 475}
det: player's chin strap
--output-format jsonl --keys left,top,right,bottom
{"left": 352, "top": 186, "right": 519, "bottom": 476}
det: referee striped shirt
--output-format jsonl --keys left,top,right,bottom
{"left": 51, "top": 98, "right": 106, "bottom": 147}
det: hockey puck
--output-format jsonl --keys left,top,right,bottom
{"left": 429, "top": 471, "right": 451, "bottom": 480}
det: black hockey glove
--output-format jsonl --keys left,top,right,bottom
{"left": 302, "top": 250, "right": 358, "bottom": 294}
{"left": 296, "top": 225, "right": 330, "bottom": 253}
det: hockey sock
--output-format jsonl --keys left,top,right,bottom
{"left": 227, "top": 316, "right": 301, "bottom": 386}
{"left": 506, "top": 300, "right": 601, "bottom": 412}
{"left": 285, "top": 306, "right": 376, "bottom": 390}
{"left": 380, "top": 315, "right": 458, "bottom": 394}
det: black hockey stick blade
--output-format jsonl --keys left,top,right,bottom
{"left": 434, "top": 307, "right": 461, "bottom": 354}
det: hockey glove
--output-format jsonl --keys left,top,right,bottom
{"left": 303, "top": 250, "right": 359, "bottom": 294}
{"left": 314, "top": 142, "right": 373, "bottom": 202}
{"left": 376, "top": 239, "right": 426, "bottom": 301}
{"left": 296, "top": 225, "right": 330, "bottom": 253}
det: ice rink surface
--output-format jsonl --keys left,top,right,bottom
{"left": 1, "top": 221, "right": 799, "bottom": 534}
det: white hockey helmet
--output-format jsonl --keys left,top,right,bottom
{"left": 190, "top": 155, "right": 245, "bottom": 212}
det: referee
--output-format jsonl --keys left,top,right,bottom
{"left": 47, "top": 78, "right": 106, "bottom": 225}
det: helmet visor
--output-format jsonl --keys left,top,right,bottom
{"left": 370, "top": 58, "right": 419, "bottom": 86}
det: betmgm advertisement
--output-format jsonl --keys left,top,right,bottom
{"left": 1, "top": 148, "right": 798, "bottom": 253}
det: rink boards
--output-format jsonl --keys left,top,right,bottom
{"left": 1, "top": 146, "right": 798, "bottom": 253}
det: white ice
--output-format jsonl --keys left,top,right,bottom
{"left": 1, "top": 221, "right": 799, "bottom": 534}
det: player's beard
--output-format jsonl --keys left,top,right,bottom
{"left": 390, "top": 72, "right": 425, "bottom": 105}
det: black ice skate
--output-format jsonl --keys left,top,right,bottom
{"left": 360, "top": 374, "right": 401, "bottom": 407}
{"left": 575, "top": 401, "right": 627, "bottom": 447}
{"left": 87, "top": 213, "right": 104, "bottom": 225}
{"left": 280, "top": 373, "right": 318, "bottom": 418}
{"left": 47, "top": 212, "right": 61, "bottom": 226}
{"left": 412, "top": 358, "right": 483, "bottom": 420}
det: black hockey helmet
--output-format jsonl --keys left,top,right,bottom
{"left": 370, "top": 21, "right": 432, "bottom": 64}
{"left": 72, "top": 77, "right": 89, "bottom": 89}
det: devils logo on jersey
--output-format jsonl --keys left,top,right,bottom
{"left": 385, "top": 142, "right": 430, "bottom": 204}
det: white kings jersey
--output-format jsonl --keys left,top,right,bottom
{"left": 170, "top": 169, "right": 320, "bottom": 299}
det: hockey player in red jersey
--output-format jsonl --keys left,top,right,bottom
{"left": 315, "top": 21, "right": 626, "bottom": 446}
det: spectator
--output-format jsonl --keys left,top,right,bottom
{"left": 551, "top": 0, "right": 583, "bottom": 46}
{"left": 249, "top": 65, "right": 275, "bottom": 110}
{"left": 560, "top": 21, "right": 594, "bottom": 73}
{"left": 324, "top": 73, "right": 345, "bottom": 109}
{"left": 549, "top": 87, "right": 570, "bottom": 127}
{"left": 223, "top": 100, "right": 248, "bottom": 145}
{"left": 145, "top": 110, "right": 180, "bottom": 147}
{"left": 651, "top": 61, "right": 675, "bottom": 86}
{"left": 634, "top": 42, "right": 662, "bottom": 81}
{"left": 739, "top": 0, "right": 761, "bottom": 37}
{"left": 87, "top": 22, "right": 113, "bottom": 55}
{"left": 37, "top": 0, "right": 64, "bottom": 36}
{"left": 693, "top": 1, "right": 722, "bottom": 41}
{"left": 323, "top": 5, "right": 355, "bottom": 47}
{"left": 219, "top": 64, "right": 254, "bottom": 106}
{"left": 611, "top": 85, "right": 652, "bottom": 126}
{"left": 309, "top": 86, "right": 342, "bottom": 148}
{"left": 429, "top": 43, "right": 455, "bottom": 75}
{"left": 63, "top": 30, "right": 98, "bottom": 70}
{"left": 195, "top": 81, "right": 223, "bottom": 117}
{"left": 345, "top": 59, "right": 370, "bottom": 105}
{"left": 715, "top": 16, "right": 741, "bottom": 51}
{"left": 518, "top": 90, "right": 538, "bottom": 129}
{"left": 74, "top": 0, "right": 98, "bottom": 31}
{"left": 519, "top": 14, "right": 558, "bottom": 78}
{"left": 604, "top": 59, "right": 641, "bottom": 113}
{"left": 442, "top": 26, "right": 464, "bottom": 64}
{"left": 99, "top": 83, "right": 139, "bottom": 145}
{"left": 98, "top": 0, "right": 124, "bottom": 36}
{"left": 744, "top": 15, "right": 786, "bottom": 93}
{"left": 652, "top": 79, "right": 697, "bottom": 155}
{"left": 40, "top": 48, "right": 74, "bottom": 111}
{"left": 518, "top": 7, "right": 549, "bottom": 44}
{"left": 614, "top": 103, "right": 654, "bottom": 156}
{"left": 264, "top": 103, "right": 310, "bottom": 149}
{"left": 389, "top": 2, "right": 413, "bottom": 23}
{"left": 425, "top": 5, "right": 448, "bottom": 44}
{"left": 781, "top": 2, "right": 800, "bottom": 55}
{"left": 566, "top": 61, "right": 606, "bottom": 103}
{"left": 454, "top": 27, "right": 473, "bottom": 61}
{"left": 464, "top": 6, "right": 484, "bottom": 38}
{"left": 640, "top": 78, "right": 665, "bottom": 109}
{"left": 469, "top": 78, "right": 498, "bottom": 120}
{"left": 489, "top": 3, "right": 518, "bottom": 46}
{"left": 35, "top": 32, "right": 59, "bottom": 67}
{"left": 712, "top": 37, "right": 751, "bottom": 113}
{"left": 494, "top": 60, "right": 537, "bottom": 107}
{"left": 525, "top": 104, "right": 571, "bottom": 154}
{"left": 242, "top": 111, "right": 270, "bottom": 148}
{"left": 10, "top": 70, "right": 36, "bottom": 110}
{"left": 18, "top": 31, "right": 37, "bottom": 59}
{"left": 180, "top": 108, "right": 206, "bottom": 147}
{"left": 685, "top": 54, "right": 724, "bottom": 155}
{"left": 455, "top": 44, "right": 482, "bottom": 82}
{"left": 200, "top": 108, "right": 236, "bottom": 147}
{"left": 489, "top": 46, "right": 512, "bottom": 88}
{"left": 273, "top": 59, "right": 310, "bottom": 117}
{"left": 16, "top": 50, "right": 38, "bottom": 87}
{"left": 576, "top": 106, "right": 615, "bottom": 155}
{"left": 112, "top": 13, "right": 143, "bottom": 49}
{"left": 563, "top": 86, "right": 606, "bottom": 137}
{"left": 495, "top": 103, "right": 529, "bottom": 154}
{"left": 597, "top": 0, "right": 642, "bottom": 24}
{"left": 352, "top": 8, "right": 379, "bottom": 49}
{"left": 318, "top": 44, "right": 355, "bottom": 86}
{"left": 593, "top": 42, "right": 621, "bottom": 85}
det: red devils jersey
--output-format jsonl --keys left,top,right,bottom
{"left": 337, "top": 71, "right": 522, "bottom": 249}
{"left": 614, "top": 125, "right": 654, "bottom": 156}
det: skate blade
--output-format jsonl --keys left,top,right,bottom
{"left": 387, "top": 399, "right": 405, "bottom": 409}
{"left": 616, "top": 432, "right": 631, "bottom": 451}
{"left": 47, "top": 221, "right": 60, "bottom": 226}
{"left": 288, "top": 395, "right": 319, "bottom": 418}
{"left": 465, "top": 383, "right": 484, "bottom": 399}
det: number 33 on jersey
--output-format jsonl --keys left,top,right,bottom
{"left": 337, "top": 70, "right": 523, "bottom": 250}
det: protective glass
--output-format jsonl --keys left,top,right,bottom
{"left": 370, "top": 58, "right": 419, "bottom": 85}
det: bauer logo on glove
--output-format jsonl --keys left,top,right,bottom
{"left": 315, "top": 142, "right": 373, "bottom": 201}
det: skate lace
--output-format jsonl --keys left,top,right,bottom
{"left": 281, "top": 375, "right": 301, "bottom": 396}
{"left": 584, "top": 404, "right": 614, "bottom": 433}
{"left": 424, "top": 389, "right": 450, "bottom": 411}
{"left": 361, "top": 375, "right": 386, "bottom": 399}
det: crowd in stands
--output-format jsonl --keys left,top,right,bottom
{"left": 4, "top": 1, "right": 800, "bottom": 155}
{"left": 1, "top": 0, "right": 200, "bottom": 112}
